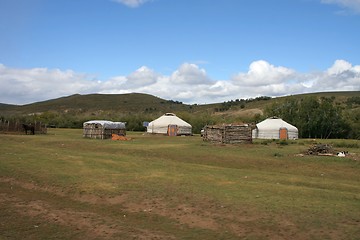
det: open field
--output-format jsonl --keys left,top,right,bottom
{"left": 1, "top": 129, "right": 360, "bottom": 239}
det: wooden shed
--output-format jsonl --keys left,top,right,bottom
{"left": 203, "top": 124, "right": 253, "bottom": 144}
{"left": 83, "top": 120, "right": 126, "bottom": 139}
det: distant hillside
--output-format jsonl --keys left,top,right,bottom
{"left": 0, "top": 103, "right": 17, "bottom": 111}
{"left": 207, "top": 91, "right": 360, "bottom": 121}
{"left": 1, "top": 91, "right": 359, "bottom": 117}
{"left": 0, "top": 93, "right": 193, "bottom": 116}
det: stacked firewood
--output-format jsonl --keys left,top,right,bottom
{"left": 307, "top": 144, "right": 334, "bottom": 155}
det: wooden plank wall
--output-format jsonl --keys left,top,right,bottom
{"left": 83, "top": 127, "right": 126, "bottom": 139}
{"left": 203, "top": 124, "right": 252, "bottom": 144}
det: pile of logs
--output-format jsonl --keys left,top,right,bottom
{"left": 307, "top": 144, "right": 334, "bottom": 155}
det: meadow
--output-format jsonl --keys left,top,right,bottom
{"left": 0, "top": 129, "right": 359, "bottom": 239}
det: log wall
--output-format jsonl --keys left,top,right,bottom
{"left": 83, "top": 127, "right": 126, "bottom": 139}
{"left": 203, "top": 124, "right": 252, "bottom": 144}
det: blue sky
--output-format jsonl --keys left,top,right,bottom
{"left": 0, "top": 0, "right": 359, "bottom": 105}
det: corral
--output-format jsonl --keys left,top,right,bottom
{"left": 202, "top": 123, "right": 253, "bottom": 144}
{"left": 83, "top": 120, "right": 126, "bottom": 139}
{"left": 0, "top": 120, "right": 47, "bottom": 134}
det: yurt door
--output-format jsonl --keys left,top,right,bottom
{"left": 279, "top": 128, "right": 288, "bottom": 140}
{"left": 167, "top": 125, "right": 178, "bottom": 136}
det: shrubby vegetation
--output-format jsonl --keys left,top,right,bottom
{"left": 346, "top": 96, "right": 360, "bottom": 107}
{"left": 265, "top": 96, "right": 358, "bottom": 139}
{"left": 215, "top": 96, "right": 272, "bottom": 112}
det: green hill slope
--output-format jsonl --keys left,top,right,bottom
{"left": 1, "top": 91, "right": 358, "bottom": 116}
{"left": 0, "top": 93, "right": 192, "bottom": 115}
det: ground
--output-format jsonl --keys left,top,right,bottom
{"left": 0, "top": 129, "right": 359, "bottom": 239}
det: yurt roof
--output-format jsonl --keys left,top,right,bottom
{"left": 256, "top": 117, "right": 297, "bottom": 130}
{"left": 83, "top": 120, "right": 126, "bottom": 129}
{"left": 149, "top": 113, "right": 191, "bottom": 127}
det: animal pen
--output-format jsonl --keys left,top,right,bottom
{"left": 83, "top": 120, "right": 126, "bottom": 139}
{"left": 0, "top": 120, "right": 47, "bottom": 134}
{"left": 203, "top": 124, "right": 253, "bottom": 144}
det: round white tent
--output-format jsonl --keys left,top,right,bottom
{"left": 147, "top": 113, "right": 192, "bottom": 136}
{"left": 252, "top": 117, "right": 298, "bottom": 140}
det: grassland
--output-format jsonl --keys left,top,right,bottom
{"left": 0, "top": 129, "right": 359, "bottom": 239}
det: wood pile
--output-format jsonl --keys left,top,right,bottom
{"left": 203, "top": 124, "right": 252, "bottom": 144}
{"left": 307, "top": 144, "right": 334, "bottom": 155}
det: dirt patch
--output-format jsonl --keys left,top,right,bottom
{"left": 0, "top": 177, "right": 176, "bottom": 239}
{"left": 125, "top": 200, "right": 219, "bottom": 230}
{"left": 0, "top": 177, "right": 129, "bottom": 206}
{"left": 0, "top": 188, "right": 122, "bottom": 239}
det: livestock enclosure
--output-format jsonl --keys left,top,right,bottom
{"left": 0, "top": 120, "right": 47, "bottom": 134}
{"left": 83, "top": 120, "right": 126, "bottom": 139}
{"left": 0, "top": 129, "right": 359, "bottom": 239}
{"left": 203, "top": 123, "right": 253, "bottom": 144}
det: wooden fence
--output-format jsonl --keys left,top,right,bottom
{"left": 83, "top": 127, "right": 126, "bottom": 139}
{"left": 0, "top": 120, "right": 47, "bottom": 134}
{"left": 203, "top": 124, "right": 253, "bottom": 144}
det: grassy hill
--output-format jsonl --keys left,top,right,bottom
{"left": 1, "top": 91, "right": 358, "bottom": 116}
{"left": 0, "top": 93, "right": 192, "bottom": 115}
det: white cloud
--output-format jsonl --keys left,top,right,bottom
{"left": 170, "top": 63, "right": 211, "bottom": 85}
{"left": 327, "top": 59, "right": 352, "bottom": 74}
{"left": 0, "top": 60, "right": 359, "bottom": 105}
{"left": 0, "top": 65, "right": 99, "bottom": 104}
{"left": 126, "top": 66, "right": 159, "bottom": 87}
{"left": 112, "top": 0, "right": 151, "bottom": 8}
{"left": 312, "top": 59, "right": 360, "bottom": 91}
{"left": 321, "top": 0, "right": 360, "bottom": 13}
{"left": 232, "top": 60, "right": 295, "bottom": 87}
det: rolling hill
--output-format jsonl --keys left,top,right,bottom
{"left": 0, "top": 91, "right": 359, "bottom": 117}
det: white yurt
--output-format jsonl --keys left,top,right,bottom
{"left": 252, "top": 117, "right": 298, "bottom": 140}
{"left": 147, "top": 113, "right": 192, "bottom": 136}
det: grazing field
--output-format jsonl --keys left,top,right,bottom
{"left": 0, "top": 129, "right": 359, "bottom": 240}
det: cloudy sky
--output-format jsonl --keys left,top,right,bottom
{"left": 0, "top": 0, "right": 359, "bottom": 105}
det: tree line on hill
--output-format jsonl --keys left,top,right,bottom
{"left": 265, "top": 96, "right": 360, "bottom": 139}
{"left": 215, "top": 96, "right": 272, "bottom": 112}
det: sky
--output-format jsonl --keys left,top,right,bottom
{"left": 0, "top": 0, "right": 359, "bottom": 105}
